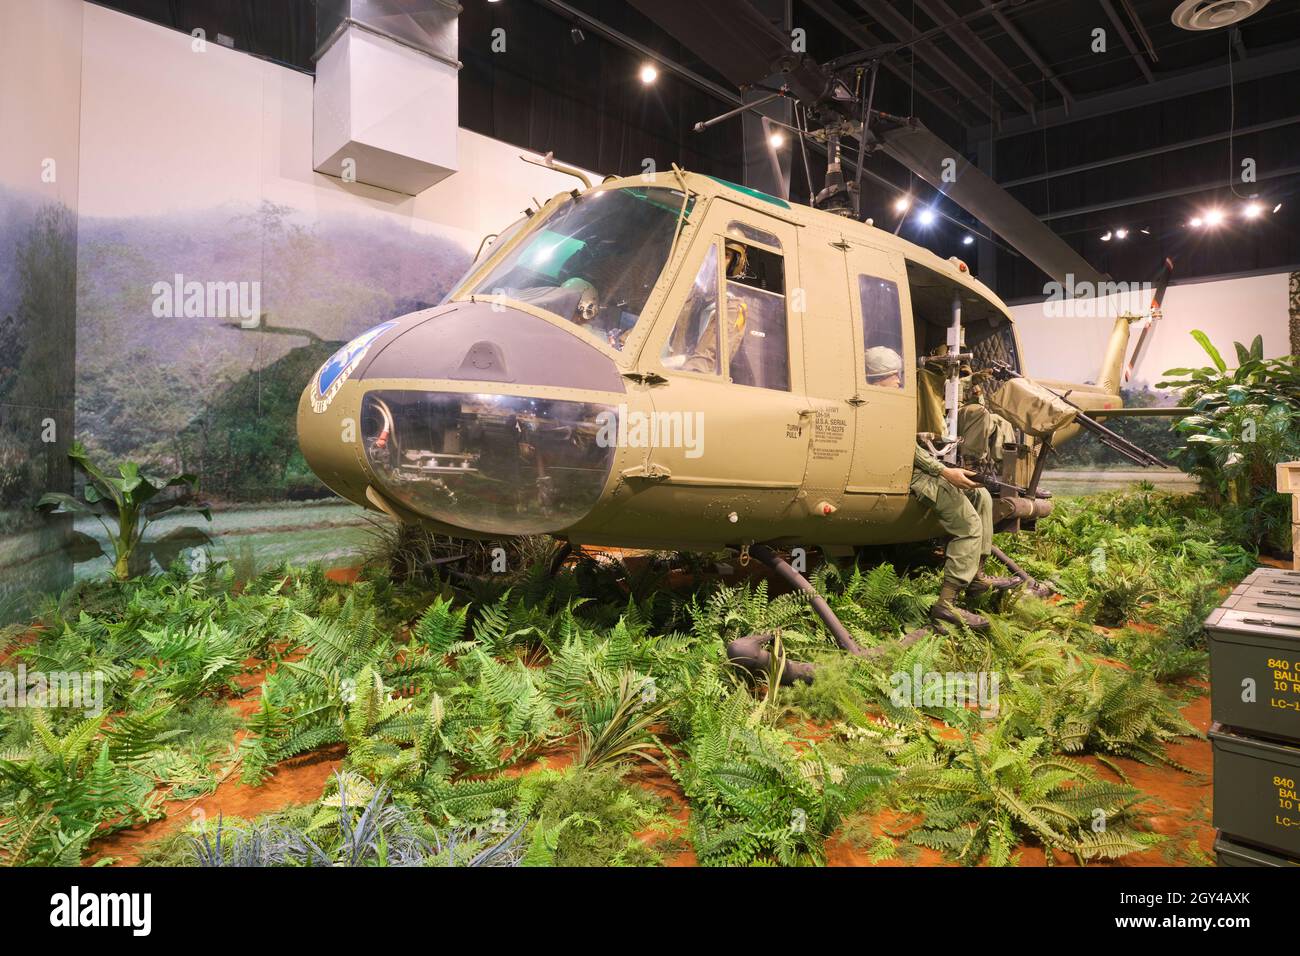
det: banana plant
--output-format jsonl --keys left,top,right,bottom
{"left": 36, "top": 441, "right": 212, "bottom": 580}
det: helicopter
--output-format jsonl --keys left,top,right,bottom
{"left": 296, "top": 0, "right": 1173, "bottom": 650}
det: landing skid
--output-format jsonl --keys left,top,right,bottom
{"left": 989, "top": 544, "right": 1054, "bottom": 598}
{"left": 725, "top": 544, "right": 934, "bottom": 685}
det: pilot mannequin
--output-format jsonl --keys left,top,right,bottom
{"left": 561, "top": 276, "right": 599, "bottom": 326}
{"left": 682, "top": 230, "right": 752, "bottom": 374}
{"left": 866, "top": 347, "right": 1007, "bottom": 631}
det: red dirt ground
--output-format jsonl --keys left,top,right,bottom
{"left": 824, "top": 687, "right": 1213, "bottom": 867}
{"left": 79, "top": 559, "right": 1217, "bottom": 867}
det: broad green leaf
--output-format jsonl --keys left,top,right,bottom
{"left": 1190, "top": 329, "right": 1226, "bottom": 371}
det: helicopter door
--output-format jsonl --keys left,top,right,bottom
{"left": 642, "top": 205, "right": 809, "bottom": 493}
{"left": 844, "top": 244, "right": 916, "bottom": 495}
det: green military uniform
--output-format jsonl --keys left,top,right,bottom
{"left": 910, "top": 444, "right": 992, "bottom": 587}
{"left": 957, "top": 402, "right": 1016, "bottom": 466}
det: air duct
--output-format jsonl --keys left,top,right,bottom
{"left": 313, "top": 0, "right": 460, "bottom": 195}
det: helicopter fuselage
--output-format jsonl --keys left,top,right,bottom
{"left": 298, "top": 171, "right": 1071, "bottom": 551}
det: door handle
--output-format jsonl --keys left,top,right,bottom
{"left": 847, "top": 395, "right": 866, "bottom": 407}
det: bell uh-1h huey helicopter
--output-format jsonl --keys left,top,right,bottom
{"left": 296, "top": 0, "right": 1173, "bottom": 669}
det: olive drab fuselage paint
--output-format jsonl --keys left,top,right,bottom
{"left": 296, "top": 171, "right": 1135, "bottom": 551}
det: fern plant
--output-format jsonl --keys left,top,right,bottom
{"left": 899, "top": 715, "right": 1162, "bottom": 866}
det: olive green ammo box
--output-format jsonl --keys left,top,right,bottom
{"left": 1214, "top": 832, "right": 1300, "bottom": 866}
{"left": 1240, "top": 567, "right": 1300, "bottom": 589}
{"left": 1230, "top": 580, "right": 1300, "bottom": 604}
{"left": 1209, "top": 725, "right": 1300, "bottom": 859}
{"left": 1204, "top": 604, "right": 1300, "bottom": 744}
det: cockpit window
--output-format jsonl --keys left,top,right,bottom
{"left": 468, "top": 186, "right": 692, "bottom": 350}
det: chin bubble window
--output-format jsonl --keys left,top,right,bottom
{"left": 361, "top": 390, "right": 618, "bottom": 536}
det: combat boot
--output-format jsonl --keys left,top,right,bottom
{"left": 930, "top": 580, "right": 989, "bottom": 631}
{"left": 965, "top": 556, "right": 1021, "bottom": 596}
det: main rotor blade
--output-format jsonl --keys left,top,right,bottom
{"left": 877, "top": 120, "right": 1109, "bottom": 290}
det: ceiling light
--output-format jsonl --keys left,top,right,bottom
{"left": 917, "top": 208, "right": 936, "bottom": 226}
{"left": 1243, "top": 202, "right": 1263, "bottom": 219}
{"left": 1274, "top": 203, "right": 1283, "bottom": 214}
{"left": 962, "top": 234, "right": 974, "bottom": 245}
{"left": 768, "top": 132, "right": 785, "bottom": 149}
{"left": 894, "top": 196, "right": 911, "bottom": 213}
{"left": 1203, "top": 208, "right": 1225, "bottom": 227}
{"left": 1189, "top": 216, "right": 1203, "bottom": 227}
{"left": 1140, "top": 228, "right": 1151, "bottom": 235}
{"left": 639, "top": 63, "right": 659, "bottom": 85}
{"left": 1100, "top": 231, "right": 1113, "bottom": 241}
{"left": 1114, "top": 227, "right": 1129, "bottom": 239}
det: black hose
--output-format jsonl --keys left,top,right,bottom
{"left": 748, "top": 544, "right": 866, "bottom": 657}
{"left": 725, "top": 633, "right": 816, "bottom": 685}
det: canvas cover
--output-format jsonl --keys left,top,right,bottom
{"left": 916, "top": 366, "right": 947, "bottom": 435}
{"left": 987, "top": 377, "right": 1077, "bottom": 438}
{"left": 958, "top": 403, "right": 1017, "bottom": 464}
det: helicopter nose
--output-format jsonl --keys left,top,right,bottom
{"left": 357, "top": 389, "right": 621, "bottom": 536}
{"left": 300, "top": 301, "right": 626, "bottom": 537}
{"left": 358, "top": 299, "right": 626, "bottom": 392}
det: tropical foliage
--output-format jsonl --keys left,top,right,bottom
{"left": 1158, "top": 330, "right": 1300, "bottom": 552}
{"left": 0, "top": 487, "right": 1249, "bottom": 867}
{"left": 36, "top": 442, "right": 212, "bottom": 580}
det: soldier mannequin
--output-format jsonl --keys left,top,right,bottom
{"left": 864, "top": 346, "right": 1010, "bottom": 630}
{"left": 682, "top": 232, "right": 751, "bottom": 374}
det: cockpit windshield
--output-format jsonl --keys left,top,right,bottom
{"left": 468, "top": 186, "right": 692, "bottom": 350}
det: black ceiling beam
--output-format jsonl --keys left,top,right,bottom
{"left": 912, "top": 0, "right": 1037, "bottom": 119}
{"left": 849, "top": 0, "right": 999, "bottom": 124}
{"left": 1036, "top": 163, "right": 1300, "bottom": 223}
{"left": 968, "top": 41, "right": 1300, "bottom": 144}
{"left": 977, "top": 0, "right": 1075, "bottom": 112}
{"left": 999, "top": 113, "right": 1300, "bottom": 187}
{"left": 801, "top": 0, "right": 976, "bottom": 128}
{"left": 1098, "top": 0, "right": 1155, "bottom": 84}
{"left": 532, "top": 0, "right": 741, "bottom": 107}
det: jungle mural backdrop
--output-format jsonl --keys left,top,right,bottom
{"left": 0, "top": 181, "right": 473, "bottom": 618}
{"left": 75, "top": 199, "right": 469, "bottom": 499}
{"left": 0, "top": 189, "right": 77, "bottom": 618}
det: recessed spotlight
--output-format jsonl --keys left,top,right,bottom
{"left": 768, "top": 132, "right": 785, "bottom": 149}
{"left": 1243, "top": 202, "right": 1263, "bottom": 219}
{"left": 1189, "top": 216, "right": 1203, "bottom": 228}
{"left": 894, "top": 196, "right": 911, "bottom": 213}
{"left": 1114, "top": 227, "right": 1128, "bottom": 239}
{"left": 639, "top": 63, "right": 659, "bottom": 85}
{"left": 1100, "top": 231, "right": 1113, "bottom": 241}
{"left": 1204, "top": 208, "right": 1225, "bottom": 227}
{"left": 962, "top": 234, "right": 975, "bottom": 246}
{"left": 1140, "top": 228, "right": 1151, "bottom": 235}
{"left": 917, "top": 208, "right": 935, "bottom": 226}
{"left": 1274, "top": 203, "right": 1283, "bottom": 214}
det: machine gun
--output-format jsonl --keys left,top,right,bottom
{"left": 976, "top": 471, "right": 1051, "bottom": 501}
{"left": 987, "top": 361, "right": 1166, "bottom": 469}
